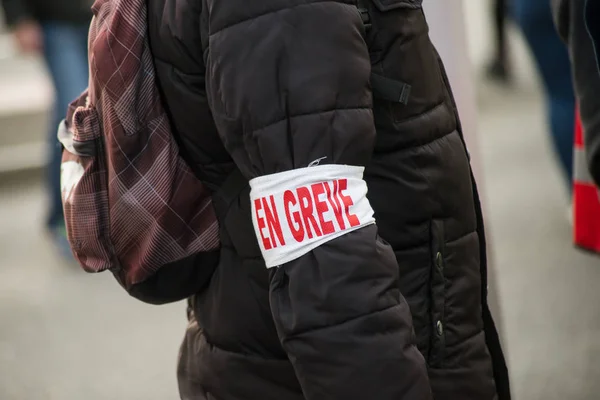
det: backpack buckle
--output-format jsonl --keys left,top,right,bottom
{"left": 358, "top": 7, "right": 372, "bottom": 31}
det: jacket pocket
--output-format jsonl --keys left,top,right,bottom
{"left": 59, "top": 100, "right": 115, "bottom": 273}
{"left": 428, "top": 219, "right": 446, "bottom": 367}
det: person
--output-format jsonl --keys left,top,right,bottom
{"left": 512, "top": 0, "right": 576, "bottom": 192}
{"left": 1, "top": 0, "right": 91, "bottom": 255}
{"left": 141, "top": 0, "right": 511, "bottom": 399}
{"left": 487, "top": 0, "right": 512, "bottom": 82}
{"left": 553, "top": 0, "right": 600, "bottom": 186}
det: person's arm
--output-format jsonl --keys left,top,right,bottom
{"left": 553, "top": 0, "right": 600, "bottom": 185}
{"left": 552, "top": 0, "right": 570, "bottom": 40}
{"left": 203, "top": 0, "right": 431, "bottom": 398}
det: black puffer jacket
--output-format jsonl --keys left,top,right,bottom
{"left": 147, "top": 0, "right": 510, "bottom": 399}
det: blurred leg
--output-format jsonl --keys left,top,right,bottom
{"left": 494, "top": 0, "right": 507, "bottom": 62}
{"left": 512, "top": 0, "right": 576, "bottom": 189}
{"left": 41, "top": 22, "right": 89, "bottom": 230}
{"left": 487, "top": 0, "right": 511, "bottom": 82}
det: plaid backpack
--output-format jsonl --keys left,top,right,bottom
{"left": 57, "top": 0, "right": 221, "bottom": 291}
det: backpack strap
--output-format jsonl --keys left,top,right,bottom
{"left": 357, "top": 0, "right": 372, "bottom": 30}
{"left": 356, "top": 0, "right": 412, "bottom": 105}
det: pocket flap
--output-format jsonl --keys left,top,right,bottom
{"left": 370, "top": 0, "right": 422, "bottom": 12}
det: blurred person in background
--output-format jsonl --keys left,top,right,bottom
{"left": 1, "top": 0, "right": 91, "bottom": 255}
{"left": 512, "top": 0, "right": 576, "bottom": 196}
{"left": 552, "top": 0, "right": 600, "bottom": 253}
{"left": 487, "top": 0, "right": 512, "bottom": 83}
{"left": 553, "top": 0, "right": 600, "bottom": 186}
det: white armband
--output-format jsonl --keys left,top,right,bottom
{"left": 249, "top": 164, "right": 375, "bottom": 268}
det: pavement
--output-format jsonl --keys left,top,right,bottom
{"left": 478, "top": 79, "right": 600, "bottom": 400}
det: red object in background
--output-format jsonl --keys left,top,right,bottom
{"left": 573, "top": 108, "right": 600, "bottom": 252}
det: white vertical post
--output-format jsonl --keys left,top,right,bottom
{"left": 423, "top": 1, "right": 506, "bottom": 344}
{"left": 423, "top": 1, "right": 482, "bottom": 180}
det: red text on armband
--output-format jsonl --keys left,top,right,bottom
{"left": 253, "top": 179, "right": 360, "bottom": 250}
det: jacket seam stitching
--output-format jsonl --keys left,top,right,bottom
{"left": 212, "top": 106, "right": 371, "bottom": 136}
{"left": 284, "top": 303, "right": 398, "bottom": 338}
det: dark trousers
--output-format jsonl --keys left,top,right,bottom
{"left": 41, "top": 21, "right": 89, "bottom": 228}
{"left": 493, "top": 0, "right": 508, "bottom": 62}
{"left": 512, "top": 0, "right": 576, "bottom": 189}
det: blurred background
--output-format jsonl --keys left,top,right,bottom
{"left": 1, "top": 1, "right": 598, "bottom": 399}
